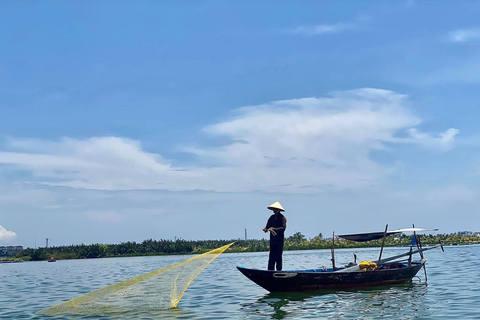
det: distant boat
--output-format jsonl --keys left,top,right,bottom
{"left": 48, "top": 257, "right": 56, "bottom": 262}
{"left": 238, "top": 225, "right": 444, "bottom": 292}
{"left": 0, "top": 259, "right": 24, "bottom": 264}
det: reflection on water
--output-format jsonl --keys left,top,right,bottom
{"left": 257, "top": 297, "right": 289, "bottom": 320}
{"left": 33, "top": 308, "right": 199, "bottom": 320}
{"left": 242, "top": 284, "right": 430, "bottom": 320}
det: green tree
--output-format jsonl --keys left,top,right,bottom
{"left": 287, "top": 232, "right": 306, "bottom": 243}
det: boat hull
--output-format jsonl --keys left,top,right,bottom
{"left": 237, "top": 262, "right": 424, "bottom": 292}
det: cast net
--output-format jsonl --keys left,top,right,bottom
{"left": 38, "top": 242, "right": 234, "bottom": 316}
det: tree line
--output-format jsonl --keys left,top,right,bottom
{"left": 10, "top": 232, "right": 480, "bottom": 261}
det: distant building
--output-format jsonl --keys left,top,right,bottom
{"left": 458, "top": 231, "right": 474, "bottom": 236}
{"left": 0, "top": 245, "right": 23, "bottom": 256}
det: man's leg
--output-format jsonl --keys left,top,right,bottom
{"left": 276, "top": 242, "right": 284, "bottom": 271}
{"left": 268, "top": 245, "right": 275, "bottom": 270}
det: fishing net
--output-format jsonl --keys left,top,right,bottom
{"left": 38, "top": 242, "right": 234, "bottom": 316}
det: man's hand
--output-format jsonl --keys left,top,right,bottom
{"left": 262, "top": 227, "right": 267, "bottom": 232}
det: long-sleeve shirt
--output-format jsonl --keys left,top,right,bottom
{"left": 265, "top": 213, "right": 287, "bottom": 242}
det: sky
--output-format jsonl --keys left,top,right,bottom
{"left": 1, "top": 1, "right": 480, "bottom": 248}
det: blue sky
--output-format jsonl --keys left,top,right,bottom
{"left": 1, "top": 1, "right": 480, "bottom": 247}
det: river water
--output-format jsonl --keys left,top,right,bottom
{"left": 1, "top": 245, "right": 479, "bottom": 319}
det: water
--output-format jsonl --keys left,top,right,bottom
{"left": 1, "top": 245, "right": 479, "bottom": 319}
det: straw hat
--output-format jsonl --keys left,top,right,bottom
{"left": 267, "top": 201, "right": 285, "bottom": 212}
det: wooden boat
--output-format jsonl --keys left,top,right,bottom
{"left": 238, "top": 225, "right": 444, "bottom": 292}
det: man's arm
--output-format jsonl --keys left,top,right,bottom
{"left": 271, "top": 216, "right": 287, "bottom": 232}
{"left": 263, "top": 216, "right": 272, "bottom": 232}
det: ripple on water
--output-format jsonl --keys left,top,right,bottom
{"left": 2, "top": 246, "right": 480, "bottom": 319}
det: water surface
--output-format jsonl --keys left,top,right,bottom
{"left": 1, "top": 245, "right": 479, "bottom": 319}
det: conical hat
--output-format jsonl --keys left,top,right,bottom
{"left": 267, "top": 201, "right": 285, "bottom": 212}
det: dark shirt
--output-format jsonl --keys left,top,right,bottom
{"left": 265, "top": 213, "right": 287, "bottom": 242}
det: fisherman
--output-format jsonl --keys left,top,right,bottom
{"left": 263, "top": 201, "right": 287, "bottom": 271}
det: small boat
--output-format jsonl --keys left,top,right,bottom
{"left": 0, "top": 259, "right": 24, "bottom": 264}
{"left": 48, "top": 257, "right": 56, "bottom": 262}
{"left": 238, "top": 225, "right": 444, "bottom": 292}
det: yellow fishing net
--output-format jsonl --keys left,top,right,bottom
{"left": 38, "top": 242, "right": 234, "bottom": 316}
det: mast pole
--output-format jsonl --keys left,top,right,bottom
{"left": 331, "top": 231, "right": 336, "bottom": 270}
{"left": 377, "top": 224, "right": 388, "bottom": 266}
{"left": 413, "top": 223, "right": 428, "bottom": 283}
{"left": 412, "top": 224, "right": 424, "bottom": 259}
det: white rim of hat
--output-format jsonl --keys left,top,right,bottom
{"left": 267, "top": 201, "right": 285, "bottom": 212}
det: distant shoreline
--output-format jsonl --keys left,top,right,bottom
{"left": 5, "top": 234, "right": 479, "bottom": 262}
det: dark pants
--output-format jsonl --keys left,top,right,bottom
{"left": 268, "top": 241, "right": 284, "bottom": 271}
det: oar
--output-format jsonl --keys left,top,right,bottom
{"left": 336, "top": 243, "right": 443, "bottom": 272}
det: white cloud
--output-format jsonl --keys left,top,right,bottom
{"left": 289, "top": 23, "right": 353, "bottom": 35}
{"left": 285, "top": 16, "right": 368, "bottom": 36}
{"left": 408, "top": 128, "right": 459, "bottom": 151}
{"left": 0, "top": 225, "right": 17, "bottom": 242}
{"left": 0, "top": 137, "right": 185, "bottom": 191}
{"left": 0, "top": 88, "right": 458, "bottom": 193}
{"left": 447, "top": 28, "right": 480, "bottom": 43}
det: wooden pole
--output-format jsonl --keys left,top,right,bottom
{"left": 412, "top": 224, "right": 424, "bottom": 259}
{"left": 408, "top": 246, "right": 413, "bottom": 266}
{"left": 413, "top": 224, "right": 427, "bottom": 283}
{"left": 377, "top": 224, "right": 388, "bottom": 266}
{"left": 331, "top": 231, "right": 336, "bottom": 270}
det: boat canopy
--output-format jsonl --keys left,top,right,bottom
{"left": 337, "top": 228, "right": 438, "bottom": 242}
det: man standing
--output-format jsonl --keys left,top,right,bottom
{"left": 262, "top": 201, "right": 287, "bottom": 271}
